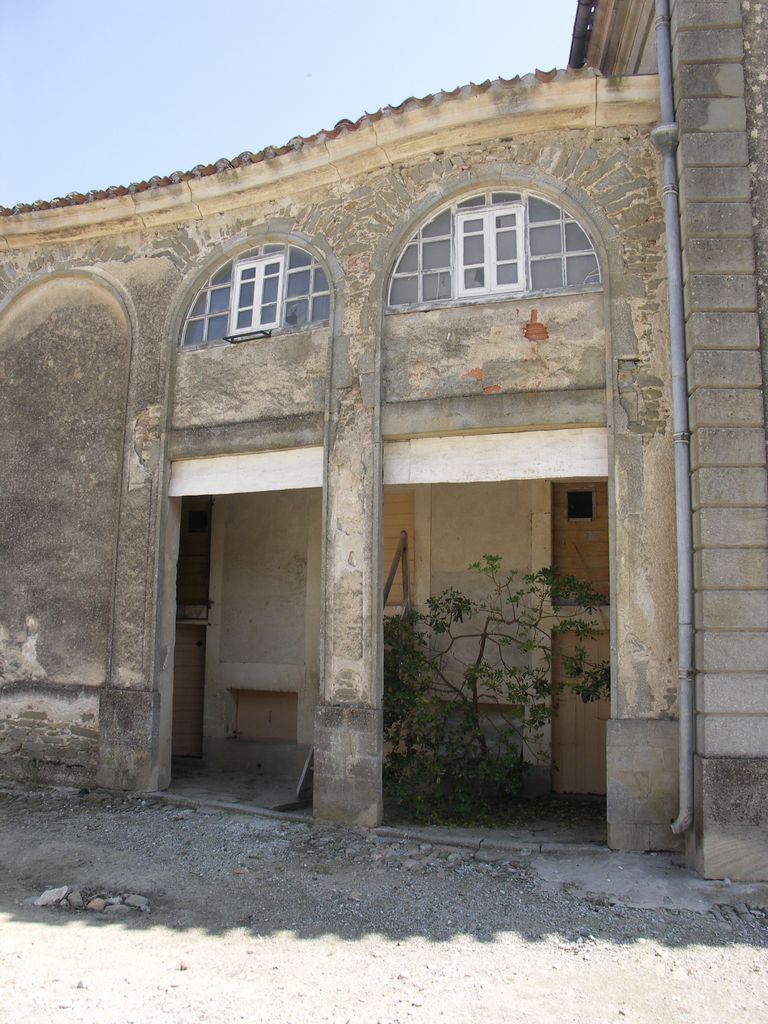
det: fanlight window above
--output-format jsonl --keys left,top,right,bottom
{"left": 388, "top": 192, "right": 601, "bottom": 309}
{"left": 181, "top": 244, "right": 331, "bottom": 348}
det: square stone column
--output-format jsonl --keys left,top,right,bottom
{"left": 313, "top": 325, "right": 384, "bottom": 826}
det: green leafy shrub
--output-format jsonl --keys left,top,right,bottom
{"left": 383, "top": 556, "right": 609, "bottom": 825}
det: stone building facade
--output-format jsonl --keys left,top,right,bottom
{"left": 0, "top": 0, "right": 765, "bottom": 880}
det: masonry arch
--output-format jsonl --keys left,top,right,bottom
{"left": 0, "top": 270, "right": 134, "bottom": 783}
{"left": 167, "top": 229, "right": 345, "bottom": 358}
{"left": 367, "top": 168, "right": 642, "bottom": 805}
{"left": 158, "top": 230, "right": 345, "bottom": 794}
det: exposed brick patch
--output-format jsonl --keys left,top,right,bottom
{"left": 523, "top": 309, "right": 549, "bottom": 341}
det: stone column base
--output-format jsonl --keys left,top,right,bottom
{"left": 97, "top": 688, "right": 163, "bottom": 791}
{"left": 313, "top": 704, "right": 383, "bottom": 827}
{"left": 606, "top": 718, "right": 682, "bottom": 852}
{"left": 693, "top": 755, "right": 768, "bottom": 881}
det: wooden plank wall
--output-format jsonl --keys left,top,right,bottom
{"left": 172, "top": 624, "right": 206, "bottom": 756}
{"left": 551, "top": 481, "right": 610, "bottom": 795}
{"left": 172, "top": 497, "right": 212, "bottom": 757}
{"left": 383, "top": 491, "right": 416, "bottom": 607}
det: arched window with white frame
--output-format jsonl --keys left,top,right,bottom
{"left": 180, "top": 243, "right": 331, "bottom": 349}
{"left": 388, "top": 191, "right": 601, "bottom": 310}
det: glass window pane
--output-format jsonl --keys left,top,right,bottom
{"left": 457, "top": 195, "right": 485, "bottom": 209}
{"left": 264, "top": 244, "right": 284, "bottom": 254}
{"left": 184, "top": 319, "right": 205, "bottom": 346}
{"left": 422, "top": 271, "right": 452, "bottom": 301}
{"left": 237, "top": 309, "right": 252, "bottom": 330}
{"left": 497, "top": 263, "right": 519, "bottom": 285}
{"left": 566, "top": 253, "right": 600, "bottom": 287}
{"left": 389, "top": 276, "right": 418, "bottom": 305}
{"left": 288, "top": 247, "right": 312, "bottom": 268}
{"left": 496, "top": 230, "right": 517, "bottom": 261}
{"left": 422, "top": 210, "right": 452, "bottom": 237}
{"left": 287, "top": 269, "right": 311, "bottom": 297}
{"left": 422, "top": 274, "right": 439, "bottom": 301}
{"left": 238, "top": 282, "right": 254, "bottom": 308}
{"left": 240, "top": 267, "right": 256, "bottom": 281}
{"left": 396, "top": 244, "right": 418, "bottom": 274}
{"left": 311, "top": 293, "right": 331, "bottom": 320}
{"left": 528, "top": 197, "right": 561, "bottom": 222}
{"left": 190, "top": 292, "right": 207, "bottom": 317}
{"left": 422, "top": 239, "right": 450, "bottom": 270}
{"left": 284, "top": 299, "right": 309, "bottom": 327}
{"left": 206, "top": 314, "right": 228, "bottom": 340}
{"left": 464, "top": 267, "right": 484, "bottom": 289}
{"left": 496, "top": 213, "right": 516, "bottom": 229}
{"left": 463, "top": 234, "right": 484, "bottom": 265}
{"left": 262, "top": 276, "right": 279, "bottom": 303}
{"left": 462, "top": 218, "right": 483, "bottom": 234}
{"left": 530, "top": 224, "right": 562, "bottom": 256}
{"left": 313, "top": 267, "right": 329, "bottom": 293}
{"left": 260, "top": 304, "right": 277, "bottom": 325}
{"left": 211, "top": 262, "right": 233, "bottom": 286}
{"left": 492, "top": 192, "right": 521, "bottom": 204}
{"left": 565, "top": 221, "right": 592, "bottom": 252}
{"left": 209, "top": 286, "right": 230, "bottom": 313}
{"left": 239, "top": 249, "right": 260, "bottom": 261}
{"left": 531, "top": 258, "right": 564, "bottom": 290}
{"left": 264, "top": 261, "right": 281, "bottom": 276}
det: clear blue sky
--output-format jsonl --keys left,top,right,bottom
{"left": 1, "top": 1, "right": 579, "bottom": 208}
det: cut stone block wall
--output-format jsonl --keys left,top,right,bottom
{"left": 672, "top": 0, "right": 768, "bottom": 877}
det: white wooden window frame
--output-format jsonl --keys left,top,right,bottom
{"left": 454, "top": 204, "right": 526, "bottom": 299}
{"left": 230, "top": 254, "right": 286, "bottom": 336}
{"left": 387, "top": 192, "right": 602, "bottom": 311}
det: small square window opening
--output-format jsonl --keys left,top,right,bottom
{"left": 567, "top": 490, "right": 595, "bottom": 521}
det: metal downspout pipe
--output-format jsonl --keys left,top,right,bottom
{"left": 651, "top": 0, "right": 695, "bottom": 835}
{"left": 568, "top": 0, "right": 596, "bottom": 69}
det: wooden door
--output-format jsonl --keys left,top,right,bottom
{"left": 172, "top": 497, "right": 212, "bottom": 757}
{"left": 551, "top": 630, "right": 610, "bottom": 794}
{"left": 550, "top": 482, "right": 609, "bottom": 795}
{"left": 172, "top": 623, "right": 206, "bottom": 756}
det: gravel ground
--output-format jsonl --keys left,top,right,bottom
{"left": 0, "top": 787, "right": 766, "bottom": 1024}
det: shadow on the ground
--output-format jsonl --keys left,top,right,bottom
{"left": 0, "top": 788, "right": 766, "bottom": 951}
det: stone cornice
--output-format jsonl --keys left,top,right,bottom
{"left": 0, "top": 74, "right": 659, "bottom": 251}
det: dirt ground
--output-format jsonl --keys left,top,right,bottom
{"left": 0, "top": 786, "right": 766, "bottom": 1024}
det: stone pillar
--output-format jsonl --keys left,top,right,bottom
{"left": 605, "top": 199, "right": 680, "bottom": 852}
{"left": 97, "top": 267, "right": 178, "bottom": 793}
{"left": 313, "top": 273, "right": 384, "bottom": 826}
{"left": 671, "top": 0, "right": 768, "bottom": 879}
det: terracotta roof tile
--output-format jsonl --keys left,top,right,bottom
{"left": 0, "top": 68, "right": 597, "bottom": 218}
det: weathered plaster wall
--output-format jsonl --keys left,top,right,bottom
{"left": 0, "top": 277, "right": 128, "bottom": 685}
{"left": 430, "top": 481, "right": 533, "bottom": 594}
{"left": 172, "top": 327, "right": 329, "bottom": 429}
{"left": 202, "top": 489, "right": 321, "bottom": 772}
{"left": 384, "top": 292, "right": 605, "bottom": 403}
{"left": 219, "top": 490, "right": 312, "bottom": 667}
{"left": 0, "top": 277, "right": 129, "bottom": 782}
{"left": 428, "top": 479, "right": 535, "bottom": 699}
